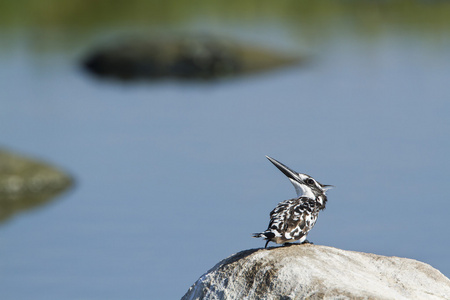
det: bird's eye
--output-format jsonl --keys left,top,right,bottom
{"left": 305, "top": 178, "right": 315, "bottom": 185}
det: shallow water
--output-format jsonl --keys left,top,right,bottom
{"left": 1, "top": 4, "right": 450, "bottom": 299}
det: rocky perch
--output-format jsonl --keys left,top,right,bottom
{"left": 182, "top": 244, "right": 450, "bottom": 300}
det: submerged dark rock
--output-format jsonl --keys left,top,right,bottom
{"left": 0, "top": 149, "right": 73, "bottom": 223}
{"left": 83, "top": 34, "right": 302, "bottom": 81}
{"left": 182, "top": 244, "right": 450, "bottom": 299}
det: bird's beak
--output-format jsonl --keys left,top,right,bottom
{"left": 266, "top": 156, "right": 303, "bottom": 184}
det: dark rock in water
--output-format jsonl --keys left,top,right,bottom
{"left": 0, "top": 149, "right": 73, "bottom": 223}
{"left": 182, "top": 244, "right": 450, "bottom": 299}
{"left": 83, "top": 34, "right": 302, "bottom": 80}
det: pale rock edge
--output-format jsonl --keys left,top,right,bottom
{"left": 182, "top": 244, "right": 450, "bottom": 300}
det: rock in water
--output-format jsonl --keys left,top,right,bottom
{"left": 182, "top": 244, "right": 450, "bottom": 300}
{"left": 0, "top": 149, "right": 73, "bottom": 223}
{"left": 83, "top": 34, "right": 302, "bottom": 80}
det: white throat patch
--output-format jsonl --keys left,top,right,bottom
{"left": 289, "top": 178, "right": 315, "bottom": 199}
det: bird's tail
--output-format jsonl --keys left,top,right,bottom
{"left": 252, "top": 231, "right": 275, "bottom": 239}
{"left": 253, "top": 231, "right": 275, "bottom": 249}
{"left": 252, "top": 232, "right": 264, "bottom": 238}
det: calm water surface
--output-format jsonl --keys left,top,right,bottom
{"left": 1, "top": 30, "right": 450, "bottom": 299}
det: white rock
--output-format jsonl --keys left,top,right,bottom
{"left": 182, "top": 244, "right": 450, "bottom": 300}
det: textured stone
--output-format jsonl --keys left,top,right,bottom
{"left": 182, "top": 244, "right": 450, "bottom": 300}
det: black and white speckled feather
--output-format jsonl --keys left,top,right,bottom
{"left": 253, "top": 156, "right": 332, "bottom": 248}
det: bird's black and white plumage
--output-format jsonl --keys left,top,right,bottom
{"left": 253, "top": 156, "right": 332, "bottom": 248}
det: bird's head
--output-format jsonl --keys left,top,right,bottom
{"left": 266, "top": 156, "right": 332, "bottom": 209}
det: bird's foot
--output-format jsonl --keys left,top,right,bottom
{"left": 301, "top": 239, "right": 313, "bottom": 244}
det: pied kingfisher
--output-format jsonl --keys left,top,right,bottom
{"left": 253, "top": 156, "right": 332, "bottom": 248}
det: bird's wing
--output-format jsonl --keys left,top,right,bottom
{"left": 268, "top": 198, "right": 314, "bottom": 240}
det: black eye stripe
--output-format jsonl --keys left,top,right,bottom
{"left": 305, "top": 178, "right": 315, "bottom": 185}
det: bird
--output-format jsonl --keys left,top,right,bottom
{"left": 253, "top": 156, "right": 332, "bottom": 249}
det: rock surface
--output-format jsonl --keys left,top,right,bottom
{"left": 0, "top": 149, "right": 73, "bottom": 223}
{"left": 182, "top": 244, "right": 450, "bottom": 300}
{"left": 83, "top": 34, "right": 302, "bottom": 80}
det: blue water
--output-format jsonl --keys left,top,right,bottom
{"left": 1, "top": 33, "right": 450, "bottom": 299}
